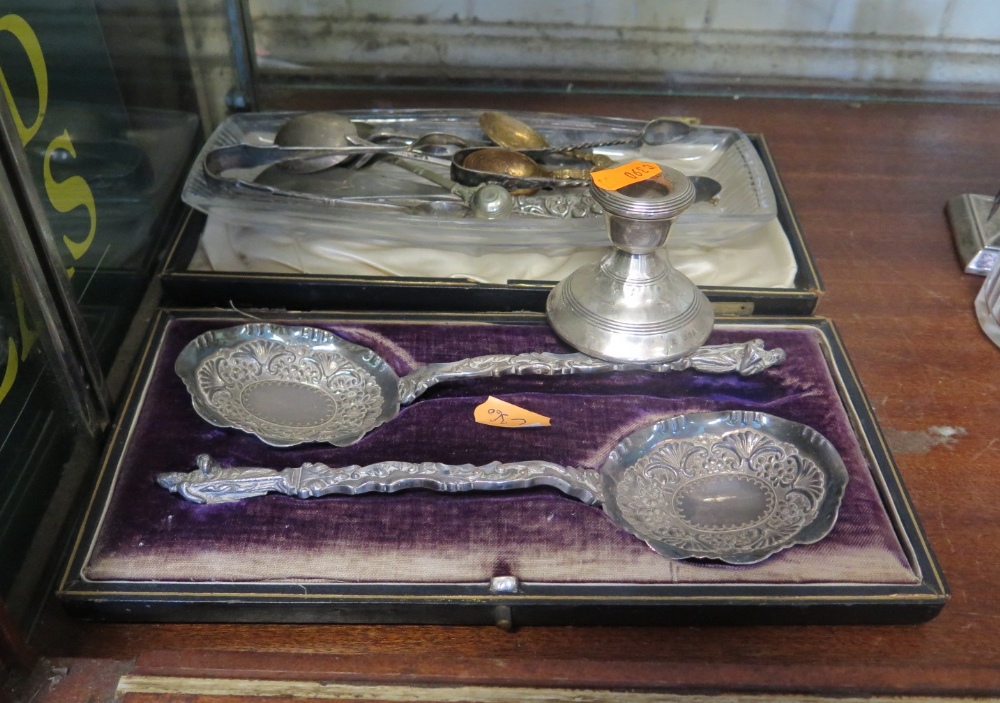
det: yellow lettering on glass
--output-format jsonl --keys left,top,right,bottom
{"left": 43, "top": 131, "right": 97, "bottom": 262}
{"left": 0, "top": 14, "right": 48, "bottom": 146}
{"left": 12, "top": 277, "right": 36, "bottom": 361}
{"left": 0, "top": 338, "right": 18, "bottom": 405}
{"left": 0, "top": 274, "right": 39, "bottom": 405}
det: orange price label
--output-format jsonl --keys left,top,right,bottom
{"left": 591, "top": 161, "right": 662, "bottom": 191}
{"left": 474, "top": 396, "right": 551, "bottom": 429}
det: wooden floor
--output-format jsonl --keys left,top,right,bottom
{"left": 14, "top": 92, "right": 1000, "bottom": 699}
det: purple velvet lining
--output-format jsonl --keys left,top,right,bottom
{"left": 82, "top": 316, "right": 916, "bottom": 585}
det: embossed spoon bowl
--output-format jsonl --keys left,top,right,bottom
{"left": 158, "top": 411, "right": 848, "bottom": 564}
{"left": 176, "top": 323, "right": 787, "bottom": 448}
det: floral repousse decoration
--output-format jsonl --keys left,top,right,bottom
{"left": 193, "top": 338, "right": 385, "bottom": 445}
{"left": 615, "top": 429, "right": 827, "bottom": 559}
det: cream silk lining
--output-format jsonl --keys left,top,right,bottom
{"left": 192, "top": 215, "right": 798, "bottom": 289}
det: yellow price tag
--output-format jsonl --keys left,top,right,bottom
{"left": 474, "top": 396, "right": 551, "bottom": 429}
{"left": 591, "top": 161, "right": 663, "bottom": 191}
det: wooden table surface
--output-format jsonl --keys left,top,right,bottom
{"left": 28, "top": 93, "right": 1000, "bottom": 699}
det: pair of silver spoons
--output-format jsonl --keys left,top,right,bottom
{"left": 164, "top": 325, "right": 845, "bottom": 565}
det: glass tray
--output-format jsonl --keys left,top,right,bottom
{"left": 181, "top": 109, "right": 777, "bottom": 251}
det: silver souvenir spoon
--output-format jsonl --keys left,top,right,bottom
{"left": 565, "top": 116, "right": 699, "bottom": 151}
{"left": 176, "top": 323, "right": 787, "bottom": 448}
{"left": 157, "top": 411, "right": 848, "bottom": 565}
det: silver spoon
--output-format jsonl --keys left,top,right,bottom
{"left": 274, "top": 112, "right": 477, "bottom": 173}
{"left": 272, "top": 112, "right": 360, "bottom": 173}
{"left": 176, "top": 323, "right": 787, "bottom": 448}
{"left": 566, "top": 116, "right": 699, "bottom": 151}
{"left": 479, "top": 111, "right": 613, "bottom": 169}
{"left": 478, "top": 112, "right": 697, "bottom": 154}
{"left": 275, "top": 112, "right": 357, "bottom": 146}
{"left": 156, "top": 411, "right": 847, "bottom": 565}
{"left": 260, "top": 114, "right": 460, "bottom": 173}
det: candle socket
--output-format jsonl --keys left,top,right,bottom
{"left": 546, "top": 166, "right": 714, "bottom": 362}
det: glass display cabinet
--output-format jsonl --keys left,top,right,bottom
{"left": 0, "top": 0, "right": 198, "bottom": 630}
{"left": 6, "top": 0, "right": 1000, "bottom": 697}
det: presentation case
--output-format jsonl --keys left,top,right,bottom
{"left": 57, "top": 308, "right": 946, "bottom": 626}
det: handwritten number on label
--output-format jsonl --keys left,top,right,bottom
{"left": 487, "top": 408, "right": 526, "bottom": 426}
{"left": 623, "top": 163, "right": 657, "bottom": 180}
{"left": 474, "top": 397, "right": 551, "bottom": 429}
{"left": 591, "top": 161, "right": 663, "bottom": 191}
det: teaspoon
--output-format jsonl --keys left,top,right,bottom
{"left": 269, "top": 114, "right": 465, "bottom": 172}
{"left": 273, "top": 112, "right": 360, "bottom": 173}
{"left": 464, "top": 148, "right": 590, "bottom": 180}
{"left": 458, "top": 148, "right": 591, "bottom": 195}
{"left": 479, "top": 112, "right": 699, "bottom": 160}
{"left": 479, "top": 111, "right": 615, "bottom": 168}
{"left": 568, "top": 116, "right": 698, "bottom": 151}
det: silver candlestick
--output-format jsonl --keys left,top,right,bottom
{"left": 546, "top": 165, "right": 714, "bottom": 363}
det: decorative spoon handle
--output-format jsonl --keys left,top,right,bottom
{"left": 397, "top": 339, "right": 785, "bottom": 405}
{"left": 158, "top": 454, "right": 605, "bottom": 506}
{"left": 511, "top": 192, "right": 605, "bottom": 218}
{"left": 559, "top": 137, "right": 633, "bottom": 151}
